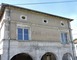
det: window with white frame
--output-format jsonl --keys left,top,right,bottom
{"left": 17, "top": 27, "right": 30, "bottom": 40}
{"left": 61, "top": 32, "right": 68, "bottom": 44}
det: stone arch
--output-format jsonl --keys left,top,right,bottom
{"left": 41, "top": 52, "right": 56, "bottom": 60}
{"left": 62, "top": 53, "right": 72, "bottom": 60}
{"left": 10, "top": 53, "right": 33, "bottom": 60}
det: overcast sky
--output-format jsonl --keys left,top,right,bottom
{"left": 0, "top": 0, "right": 77, "bottom": 39}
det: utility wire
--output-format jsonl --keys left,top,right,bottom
{"left": 0, "top": 0, "right": 77, "bottom": 6}
{"left": 12, "top": 0, "right": 77, "bottom": 5}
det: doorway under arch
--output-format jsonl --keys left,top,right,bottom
{"left": 10, "top": 53, "right": 33, "bottom": 60}
{"left": 62, "top": 53, "right": 72, "bottom": 60}
{"left": 41, "top": 52, "right": 56, "bottom": 60}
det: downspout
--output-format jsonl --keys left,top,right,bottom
{"left": 7, "top": 5, "right": 11, "bottom": 60}
{"left": 67, "top": 20, "right": 75, "bottom": 60}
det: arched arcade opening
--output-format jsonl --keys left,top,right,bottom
{"left": 62, "top": 53, "right": 72, "bottom": 60}
{"left": 10, "top": 53, "right": 33, "bottom": 60}
{"left": 41, "top": 52, "right": 56, "bottom": 60}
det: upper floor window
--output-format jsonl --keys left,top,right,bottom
{"left": 20, "top": 15, "right": 27, "bottom": 20}
{"left": 43, "top": 19, "right": 48, "bottom": 24}
{"left": 61, "top": 32, "right": 68, "bottom": 44}
{"left": 17, "top": 27, "right": 30, "bottom": 40}
{"left": 60, "top": 21, "right": 64, "bottom": 26}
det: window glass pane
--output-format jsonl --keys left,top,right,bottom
{"left": 24, "top": 29, "right": 28, "bottom": 33}
{"left": 24, "top": 29, "right": 29, "bottom": 40}
{"left": 18, "top": 28, "right": 23, "bottom": 40}
{"left": 64, "top": 33, "right": 67, "bottom": 43}
{"left": 61, "top": 33, "right": 63, "bottom": 41}
{"left": 61, "top": 33, "right": 64, "bottom": 43}
{"left": 61, "top": 33, "right": 68, "bottom": 44}
{"left": 63, "top": 33, "right": 66, "bottom": 44}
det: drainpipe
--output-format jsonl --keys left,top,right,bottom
{"left": 7, "top": 5, "right": 11, "bottom": 60}
{"left": 70, "top": 30, "right": 75, "bottom": 60}
{"left": 68, "top": 21, "right": 75, "bottom": 60}
{"left": 70, "top": 31, "right": 76, "bottom": 60}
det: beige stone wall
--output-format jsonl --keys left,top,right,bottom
{"left": 10, "top": 7, "right": 69, "bottom": 28}
{"left": 0, "top": 6, "right": 73, "bottom": 60}
{"left": 1, "top": 40, "right": 73, "bottom": 60}
{"left": 1, "top": 40, "right": 72, "bottom": 60}
{"left": 7, "top": 7, "right": 71, "bottom": 42}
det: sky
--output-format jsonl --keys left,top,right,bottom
{"left": 0, "top": 0, "right": 77, "bottom": 40}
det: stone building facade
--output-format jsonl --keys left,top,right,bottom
{"left": 0, "top": 3, "right": 74, "bottom": 60}
{"left": 73, "top": 39, "right": 77, "bottom": 57}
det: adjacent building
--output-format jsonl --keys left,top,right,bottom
{"left": 0, "top": 3, "right": 74, "bottom": 60}
{"left": 73, "top": 39, "right": 77, "bottom": 56}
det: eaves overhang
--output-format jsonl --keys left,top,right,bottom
{"left": 0, "top": 3, "right": 73, "bottom": 21}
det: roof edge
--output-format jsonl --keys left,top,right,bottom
{"left": 0, "top": 3, "right": 73, "bottom": 21}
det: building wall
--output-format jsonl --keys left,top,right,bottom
{"left": 1, "top": 40, "right": 73, "bottom": 60}
{"left": 5, "top": 7, "right": 71, "bottom": 42}
{"left": 0, "top": 6, "right": 73, "bottom": 60}
{"left": 0, "top": 55, "right": 1, "bottom": 60}
{"left": 74, "top": 44, "right": 77, "bottom": 56}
